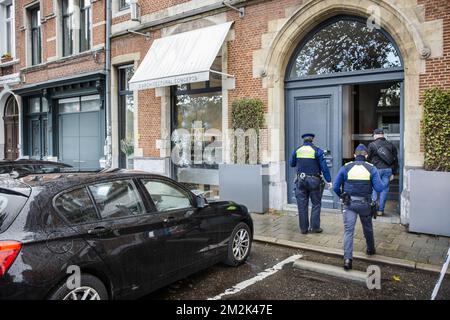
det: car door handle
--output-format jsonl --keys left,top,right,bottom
{"left": 87, "top": 226, "right": 111, "bottom": 236}
{"left": 163, "top": 216, "right": 176, "bottom": 224}
{"left": 184, "top": 210, "right": 194, "bottom": 218}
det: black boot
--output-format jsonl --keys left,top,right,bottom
{"left": 343, "top": 259, "right": 352, "bottom": 270}
{"left": 366, "top": 248, "right": 376, "bottom": 256}
{"left": 311, "top": 228, "right": 323, "bottom": 233}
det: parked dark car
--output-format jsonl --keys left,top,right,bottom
{"left": 0, "top": 171, "right": 253, "bottom": 300}
{"left": 0, "top": 159, "right": 72, "bottom": 178}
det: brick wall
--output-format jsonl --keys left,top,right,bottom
{"left": 112, "top": 0, "right": 191, "bottom": 25}
{"left": 226, "top": 0, "right": 301, "bottom": 119}
{"left": 15, "top": 0, "right": 106, "bottom": 87}
{"left": 418, "top": 0, "right": 450, "bottom": 91}
{"left": 417, "top": 0, "right": 449, "bottom": 152}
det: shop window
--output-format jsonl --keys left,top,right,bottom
{"left": 171, "top": 68, "right": 223, "bottom": 198}
{"left": 59, "top": 95, "right": 100, "bottom": 113}
{"left": 118, "top": 65, "right": 135, "bottom": 169}
{"left": 288, "top": 17, "right": 402, "bottom": 79}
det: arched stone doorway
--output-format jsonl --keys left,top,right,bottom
{"left": 258, "top": 0, "right": 434, "bottom": 220}
{"left": 284, "top": 15, "right": 404, "bottom": 213}
{"left": 3, "top": 95, "right": 19, "bottom": 160}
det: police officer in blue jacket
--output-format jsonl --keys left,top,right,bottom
{"left": 289, "top": 133, "right": 332, "bottom": 234}
{"left": 333, "top": 144, "right": 386, "bottom": 270}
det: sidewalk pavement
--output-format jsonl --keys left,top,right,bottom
{"left": 251, "top": 210, "right": 450, "bottom": 271}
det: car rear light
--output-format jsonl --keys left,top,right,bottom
{"left": 0, "top": 241, "right": 22, "bottom": 277}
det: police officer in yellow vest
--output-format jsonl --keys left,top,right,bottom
{"left": 333, "top": 144, "right": 387, "bottom": 270}
{"left": 289, "top": 133, "right": 332, "bottom": 234}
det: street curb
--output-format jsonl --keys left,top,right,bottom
{"left": 254, "top": 235, "right": 450, "bottom": 274}
{"left": 293, "top": 259, "right": 367, "bottom": 284}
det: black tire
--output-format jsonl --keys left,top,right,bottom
{"left": 224, "top": 222, "right": 252, "bottom": 266}
{"left": 48, "top": 274, "right": 108, "bottom": 300}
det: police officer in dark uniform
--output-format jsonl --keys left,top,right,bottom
{"left": 289, "top": 133, "right": 332, "bottom": 234}
{"left": 333, "top": 144, "right": 386, "bottom": 270}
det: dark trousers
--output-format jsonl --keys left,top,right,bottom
{"left": 342, "top": 201, "right": 375, "bottom": 260}
{"left": 295, "top": 176, "right": 324, "bottom": 232}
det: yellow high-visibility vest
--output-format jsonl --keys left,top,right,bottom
{"left": 296, "top": 145, "right": 316, "bottom": 159}
{"left": 347, "top": 163, "right": 371, "bottom": 181}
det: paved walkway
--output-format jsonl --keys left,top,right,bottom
{"left": 251, "top": 210, "right": 450, "bottom": 269}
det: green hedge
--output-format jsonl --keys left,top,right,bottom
{"left": 231, "top": 98, "right": 265, "bottom": 132}
{"left": 231, "top": 98, "right": 265, "bottom": 164}
{"left": 423, "top": 88, "right": 450, "bottom": 171}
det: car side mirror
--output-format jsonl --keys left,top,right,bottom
{"left": 196, "top": 195, "right": 208, "bottom": 208}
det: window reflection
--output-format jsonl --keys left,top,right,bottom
{"left": 173, "top": 82, "right": 222, "bottom": 199}
{"left": 289, "top": 19, "right": 401, "bottom": 78}
{"left": 119, "top": 65, "right": 135, "bottom": 169}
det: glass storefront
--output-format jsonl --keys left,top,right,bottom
{"left": 118, "top": 65, "right": 135, "bottom": 169}
{"left": 172, "top": 77, "right": 223, "bottom": 199}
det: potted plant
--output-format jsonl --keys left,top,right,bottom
{"left": 407, "top": 88, "right": 450, "bottom": 236}
{"left": 1, "top": 53, "right": 13, "bottom": 64}
{"left": 219, "top": 98, "right": 269, "bottom": 213}
{"left": 120, "top": 138, "right": 134, "bottom": 169}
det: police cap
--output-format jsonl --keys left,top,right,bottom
{"left": 301, "top": 133, "right": 315, "bottom": 139}
{"left": 355, "top": 143, "right": 368, "bottom": 154}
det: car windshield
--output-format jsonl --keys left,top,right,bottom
{"left": 0, "top": 181, "right": 31, "bottom": 233}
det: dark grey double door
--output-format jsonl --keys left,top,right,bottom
{"left": 286, "top": 86, "right": 341, "bottom": 208}
{"left": 59, "top": 111, "right": 102, "bottom": 171}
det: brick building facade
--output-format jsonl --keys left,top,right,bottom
{"left": 109, "top": 0, "right": 448, "bottom": 224}
{"left": 0, "top": 0, "right": 107, "bottom": 169}
{"left": 0, "top": 0, "right": 448, "bottom": 226}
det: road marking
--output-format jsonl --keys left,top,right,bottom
{"left": 431, "top": 246, "right": 450, "bottom": 300}
{"left": 208, "top": 254, "right": 302, "bottom": 300}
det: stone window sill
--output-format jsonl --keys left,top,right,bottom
{"left": 0, "top": 59, "right": 20, "bottom": 68}
{"left": 21, "top": 48, "right": 104, "bottom": 73}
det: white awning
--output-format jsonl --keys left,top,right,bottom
{"left": 129, "top": 22, "right": 233, "bottom": 90}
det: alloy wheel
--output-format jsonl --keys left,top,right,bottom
{"left": 63, "top": 286, "right": 101, "bottom": 300}
{"left": 232, "top": 228, "right": 250, "bottom": 261}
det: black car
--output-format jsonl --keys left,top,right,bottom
{"left": 0, "top": 159, "right": 72, "bottom": 177}
{"left": 0, "top": 171, "right": 253, "bottom": 300}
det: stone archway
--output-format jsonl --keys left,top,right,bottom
{"left": 3, "top": 95, "right": 19, "bottom": 160}
{"left": 257, "top": 0, "right": 442, "bottom": 214}
{"left": 0, "top": 90, "right": 21, "bottom": 160}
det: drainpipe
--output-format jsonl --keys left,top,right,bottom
{"left": 104, "top": 0, "right": 112, "bottom": 168}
